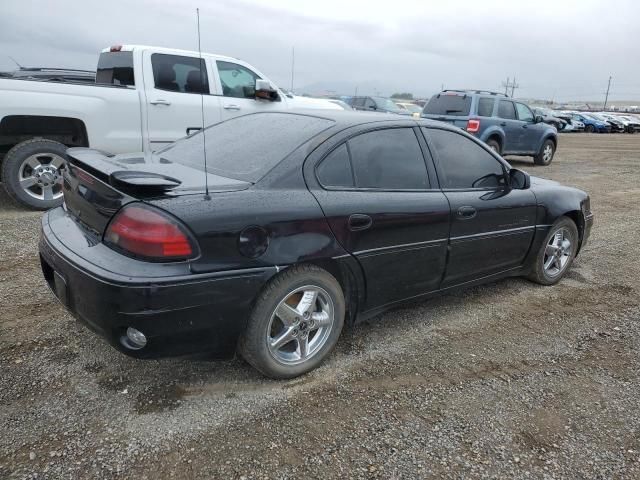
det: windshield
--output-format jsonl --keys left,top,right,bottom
{"left": 400, "top": 104, "right": 422, "bottom": 113}
{"left": 159, "top": 113, "right": 334, "bottom": 182}
{"left": 374, "top": 97, "right": 403, "bottom": 111}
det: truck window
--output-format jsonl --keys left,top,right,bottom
{"left": 497, "top": 100, "right": 517, "bottom": 120}
{"left": 477, "top": 97, "right": 495, "bottom": 117}
{"left": 151, "top": 54, "right": 209, "bottom": 94}
{"left": 96, "top": 52, "right": 135, "bottom": 86}
{"left": 424, "top": 94, "right": 472, "bottom": 116}
{"left": 216, "top": 61, "right": 261, "bottom": 99}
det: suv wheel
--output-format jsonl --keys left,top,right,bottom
{"left": 534, "top": 139, "right": 555, "bottom": 166}
{"left": 486, "top": 138, "right": 501, "bottom": 154}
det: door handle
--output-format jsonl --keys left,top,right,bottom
{"left": 457, "top": 206, "right": 477, "bottom": 219}
{"left": 150, "top": 99, "right": 171, "bottom": 106}
{"left": 522, "top": 124, "right": 529, "bottom": 128}
{"left": 348, "top": 214, "right": 372, "bottom": 231}
{"left": 223, "top": 104, "right": 241, "bottom": 111}
{"left": 500, "top": 122, "right": 506, "bottom": 126}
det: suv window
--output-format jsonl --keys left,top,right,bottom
{"left": 477, "top": 97, "right": 495, "bottom": 117}
{"left": 348, "top": 128, "right": 428, "bottom": 190}
{"left": 497, "top": 100, "right": 517, "bottom": 120}
{"left": 515, "top": 103, "right": 534, "bottom": 122}
{"left": 426, "top": 128, "right": 506, "bottom": 190}
{"left": 151, "top": 54, "right": 209, "bottom": 93}
{"left": 424, "top": 94, "right": 472, "bottom": 116}
{"left": 363, "top": 98, "right": 376, "bottom": 110}
{"left": 316, "top": 144, "right": 354, "bottom": 188}
{"left": 217, "top": 61, "right": 260, "bottom": 98}
{"left": 96, "top": 52, "right": 135, "bottom": 86}
{"left": 351, "top": 97, "right": 365, "bottom": 107}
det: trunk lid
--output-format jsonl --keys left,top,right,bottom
{"left": 62, "top": 147, "right": 250, "bottom": 235}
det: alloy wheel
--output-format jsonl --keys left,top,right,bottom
{"left": 266, "top": 286, "right": 334, "bottom": 365}
{"left": 542, "top": 144, "right": 553, "bottom": 163}
{"left": 18, "top": 153, "right": 65, "bottom": 201}
{"left": 543, "top": 228, "right": 572, "bottom": 277}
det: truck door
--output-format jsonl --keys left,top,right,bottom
{"left": 143, "top": 52, "right": 222, "bottom": 151}
{"left": 214, "top": 60, "right": 284, "bottom": 121}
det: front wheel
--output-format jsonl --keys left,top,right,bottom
{"left": 534, "top": 139, "right": 555, "bottom": 166}
{"left": 585, "top": 124, "right": 595, "bottom": 133}
{"left": 527, "top": 217, "right": 579, "bottom": 286}
{"left": 239, "top": 265, "right": 345, "bottom": 379}
{"left": 1, "top": 138, "right": 67, "bottom": 210}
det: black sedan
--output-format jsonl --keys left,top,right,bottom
{"left": 39, "top": 111, "right": 593, "bottom": 378}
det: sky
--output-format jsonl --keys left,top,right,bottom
{"left": 1, "top": 0, "right": 639, "bottom": 101}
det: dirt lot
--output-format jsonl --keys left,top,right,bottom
{"left": 1, "top": 133, "right": 639, "bottom": 479}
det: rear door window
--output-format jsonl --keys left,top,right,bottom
{"left": 424, "top": 94, "right": 472, "bottom": 116}
{"left": 498, "top": 100, "right": 517, "bottom": 120}
{"left": 477, "top": 97, "right": 495, "bottom": 117}
{"left": 348, "top": 128, "right": 429, "bottom": 190}
{"left": 151, "top": 54, "right": 209, "bottom": 94}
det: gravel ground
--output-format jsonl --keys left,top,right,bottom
{"left": 0, "top": 133, "right": 639, "bottom": 479}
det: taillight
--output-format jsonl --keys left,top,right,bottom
{"left": 104, "top": 203, "right": 198, "bottom": 261}
{"left": 466, "top": 119, "right": 480, "bottom": 133}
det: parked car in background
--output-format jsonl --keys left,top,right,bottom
{"left": 533, "top": 107, "right": 567, "bottom": 131}
{"left": 614, "top": 115, "right": 640, "bottom": 133}
{"left": 594, "top": 113, "right": 627, "bottom": 133}
{"left": 0, "top": 44, "right": 340, "bottom": 210}
{"left": 327, "top": 99, "right": 353, "bottom": 110}
{"left": 422, "top": 90, "right": 558, "bottom": 165}
{"left": 39, "top": 111, "right": 592, "bottom": 379}
{"left": 349, "top": 96, "right": 411, "bottom": 115}
{"left": 569, "top": 112, "right": 610, "bottom": 133}
{"left": 395, "top": 102, "right": 423, "bottom": 117}
{"left": 561, "top": 118, "right": 585, "bottom": 132}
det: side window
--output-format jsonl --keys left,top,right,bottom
{"left": 217, "top": 61, "right": 260, "bottom": 99}
{"left": 351, "top": 97, "right": 365, "bottom": 107}
{"left": 151, "top": 54, "right": 209, "bottom": 94}
{"left": 348, "top": 128, "right": 429, "bottom": 190}
{"left": 316, "top": 144, "right": 354, "bottom": 188}
{"left": 477, "top": 97, "right": 495, "bottom": 117}
{"left": 497, "top": 100, "right": 517, "bottom": 120}
{"left": 363, "top": 98, "right": 376, "bottom": 110}
{"left": 426, "top": 128, "right": 506, "bottom": 190}
{"left": 515, "top": 103, "right": 534, "bottom": 122}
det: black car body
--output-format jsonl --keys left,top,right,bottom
{"left": 533, "top": 107, "right": 567, "bottom": 131}
{"left": 349, "top": 96, "right": 411, "bottom": 115}
{"left": 39, "top": 111, "right": 593, "bottom": 376}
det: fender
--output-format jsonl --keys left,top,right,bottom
{"left": 479, "top": 125, "right": 505, "bottom": 146}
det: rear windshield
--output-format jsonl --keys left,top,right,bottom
{"left": 96, "top": 52, "right": 135, "bottom": 86}
{"left": 424, "top": 94, "right": 472, "bottom": 116}
{"left": 159, "top": 113, "right": 335, "bottom": 182}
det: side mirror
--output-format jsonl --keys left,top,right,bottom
{"left": 255, "top": 79, "right": 279, "bottom": 101}
{"left": 535, "top": 115, "right": 544, "bottom": 123}
{"left": 509, "top": 168, "right": 530, "bottom": 190}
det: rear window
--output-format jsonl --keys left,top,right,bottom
{"left": 424, "top": 94, "right": 472, "bottom": 116}
{"left": 159, "top": 113, "right": 334, "bottom": 182}
{"left": 96, "top": 52, "right": 135, "bottom": 86}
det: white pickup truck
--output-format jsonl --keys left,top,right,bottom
{"left": 0, "top": 44, "right": 340, "bottom": 209}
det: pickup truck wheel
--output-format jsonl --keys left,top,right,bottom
{"left": 239, "top": 264, "right": 345, "bottom": 379}
{"left": 1, "top": 139, "right": 67, "bottom": 210}
{"left": 534, "top": 139, "right": 555, "bottom": 166}
{"left": 527, "top": 217, "right": 578, "bottom": 286}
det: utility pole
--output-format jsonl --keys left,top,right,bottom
{"left": 290, "top": 46, "right": 295, "bottom": 93}
{"left": 502, "top": 77, "right": 510, "bottom": 95}
{"left": 603, "top": 76, "right": 612, "bottom": 111}
{"left": 501, "top": 77, "right": 520, "bottom": 97}
{"left": 510, "top": 76, "right": 519, "bottom": 98}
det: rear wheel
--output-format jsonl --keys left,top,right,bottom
{"left": 239, "top": 265, "right": 345, "bottom": 379}
{"left": 1, "top": 139, "right": 67, "bottom": 210}
{"left": 527, "top": 217, "right": 578, "bottom": 286}
{"left": 585, "top": 124, "right": 595, "bottom": 133}
{"left": 486, "top": 138, "right": 501, "bottom": 155}
{"left": 534, "top": 139, "right": 555, "bottom": 166}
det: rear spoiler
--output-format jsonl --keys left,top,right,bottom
{"left": 66, "top": 148, "right": 181, "bottom": 193}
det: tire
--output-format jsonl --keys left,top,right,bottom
{"left": 585, "top": 124, "right": 595, "bottom": 133}
{"left": 527, "top": 217, "right": 579, "bottom": 286}
{"left": 627, "top": 126, "right": 635, "bottom": 134}
{"left": 486, "top": 138, "right": 501, "bottom": 155}
{"left": 1, "top": 139, "right": 67, "bottom": 210}
{"left": 534, "top": 139, "right": 555, "bottom": 166}
{"left": 239, "top": 264, "right": 345, "bottom": 379}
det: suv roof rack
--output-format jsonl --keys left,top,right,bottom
{"left": 442, "top": 89, "right": 508, "bottom": 97}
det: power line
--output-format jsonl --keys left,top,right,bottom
{"left": 501, "top": 77, "right": 519, "bottom": 97}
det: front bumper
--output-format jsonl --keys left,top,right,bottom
{"left": 39, "top": 208, "right": 277, "bottom": 359}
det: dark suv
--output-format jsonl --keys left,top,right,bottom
{"left": 422, "top": 90, "right": 558, "bottom": 165}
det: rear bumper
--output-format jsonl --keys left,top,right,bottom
{"left": 582, "top": 212, "right": 594, "bottom": 251}
{"left": 39, "top": 208, "right": 277, "bottom": 359}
